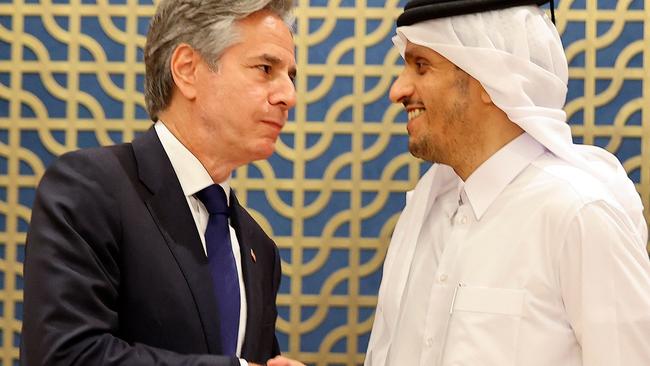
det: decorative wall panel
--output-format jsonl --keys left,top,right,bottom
{"left": 0, "top": 0, "right": 647, "bottom": 365}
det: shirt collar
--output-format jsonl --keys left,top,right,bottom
{"left": 154, "top": 121, "right": 231, "bottom": 205}
{"left": 463, "top": 132, "right": 545, "bottom": 220}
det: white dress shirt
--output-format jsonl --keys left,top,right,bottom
{"left": 155, "top": 122, "right": 249, "bottom": 365}
{"left": 367, "top": 133, "right": 650, "bottom": 366}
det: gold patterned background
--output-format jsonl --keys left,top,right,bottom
{"left": 0, "top": 0, "right": 648, "bottom": 365}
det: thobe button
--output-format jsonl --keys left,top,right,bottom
{"left": 459, "top": 215, "right": 467, "bottom": 224}
{"left": 439, "top": 274, "right": 448, "bottom": 282}
{"left": 425, "top": 337, "right": 433, "bottom": 347}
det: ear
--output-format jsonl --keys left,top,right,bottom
{"left": 479, "top": 87, "right": 493, "bottom": 105}
{"left": 170, "top": 43, "right": 200, "bottom": 100}
{"left": 469, "top": 77, "right": 493, "bottom": 105}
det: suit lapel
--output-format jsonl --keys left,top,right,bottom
{"left": 229, "top": 192, "right": 263, "bottom": 357}
{"left": 132, "top": 127, "right": 221, "bottom": 354}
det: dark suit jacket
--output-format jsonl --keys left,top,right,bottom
{"left": 21, "top": 127, "right": 281, "bottom": 365}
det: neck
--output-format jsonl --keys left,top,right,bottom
{"left": 453, "top": 117, "right": 524, "bottom": 181}
{"left": 158, "top": 108, "right": 237, "bottom": 184}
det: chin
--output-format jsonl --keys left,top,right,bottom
{"left": 408, "top": 141, "right": 423, "bottom": 159}
{"left": 251, "top": 142, "right": 276, "bottom": 161}
{"left": 409, "top": 141, "right": 435, "bottom": 163}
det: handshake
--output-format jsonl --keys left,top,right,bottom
{"left": 250, "top": 356, "right": 305, "bottom": 366}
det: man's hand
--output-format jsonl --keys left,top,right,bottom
{"left": 266, "top": 355, "right": 307, "bottom": 366}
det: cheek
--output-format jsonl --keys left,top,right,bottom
{"left": 240, "top": 87, "right": 269, "bottom": 114}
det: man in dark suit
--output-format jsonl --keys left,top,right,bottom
{"left": 21, "top": 1, "right": 304, "bottom": 365}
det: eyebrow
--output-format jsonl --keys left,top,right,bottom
{"left": 254, "top": 53, "right": 297, "bottom": 79}
{"left": 404, "top": 50, "right": 416, "bottom": 61}
{"left": 404, "top": 49, "right": 428, "bottom": 62}
{"left": 404, "top": 48, "right": 447, "bottom": 66}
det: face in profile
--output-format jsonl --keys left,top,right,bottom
{"left": 192, "top": 10, "right": 297, "bottom": 164}
{"left": 389, "top": 41, "right": 478, "bottom": 166}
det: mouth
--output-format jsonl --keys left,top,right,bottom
{"left": 261, "top": 120, "right": 285, "bottom": 130}
{"left": 407, "top": 108, "right": 425, "bottom": 121}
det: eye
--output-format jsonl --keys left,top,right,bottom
{"left": 257, "top": 64, "right": 272, "bottom": 74}
{"left": 415, "top": 60, "right": 427, "bottom": 74}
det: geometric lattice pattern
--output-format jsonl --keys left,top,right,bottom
{"left": 0, "top": 0, "right": 648, "bottom": 365}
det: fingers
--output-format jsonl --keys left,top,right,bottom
{"left": 265, "top": 355, "right": 306, "bottom": 366}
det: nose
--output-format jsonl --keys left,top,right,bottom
{"left": 269, "top": 75, "right": 297, "bottom": 110}
{"left": 389, "top": 71, "right": 413, "bottom": 104}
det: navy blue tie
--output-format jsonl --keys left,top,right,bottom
{"left": 196, "top": 184, "right": 240, "bottom": 356}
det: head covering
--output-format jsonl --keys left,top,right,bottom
{"left": 392, "top": 3, "right": 647, "bottom": 242}
{"left": 397, "top": 0, "right": 551, "bottom": 26}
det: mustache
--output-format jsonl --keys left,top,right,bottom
{"left": 401, "top": 98, "right": 425, "bottom": 109}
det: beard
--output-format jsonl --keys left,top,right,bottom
{"left": 408, "top": 100, "right": 469, "bottom": 164}
{"left": 408, "top": 134, "right": 435, "bottom": 162}
{"left": 407, "top": 73, "right": 470, "bottom": 164}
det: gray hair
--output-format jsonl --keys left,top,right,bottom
{"left": 144, "top": 0, "right": 295, "bottom": 121}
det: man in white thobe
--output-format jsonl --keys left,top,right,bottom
{"left": 365, "top": 1, "right": 650, "bottom": 365}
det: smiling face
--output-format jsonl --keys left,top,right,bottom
{"left": 389, "top": 41, "right": 482, "bottom": 168}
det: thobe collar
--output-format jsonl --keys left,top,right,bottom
{"left": 154, "top": 121, "right": 232, "bottom": 204}
{"left": 461, "top": 132, "right": 546, "bottom": 220}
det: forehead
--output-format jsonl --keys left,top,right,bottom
{"left": 235, "top": 10, "right": 295, "bottom": 57}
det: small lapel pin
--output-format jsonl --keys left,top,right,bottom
{"left": 250, "top": 248, "right": 257, "bottom": 263}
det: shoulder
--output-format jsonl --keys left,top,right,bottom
{"left": 41, "top": 144, "right": 134, "bottom": 187}
{"left": 35, "top": 144, "right": 136, "bottom": 215}
{"left": 526, "top": 152, "right": 618, "bottom": 207}
{"left": 29, "top": 146, "right": 130, "bottom": 254}
{"left": 513, "top": 152, "right": 631, "bottom": 232}
{"left": 54, "top": 143, "right": 133, "bottom": 171}
{"left": 501, "top": 152, "right": 619, "bottom": 222}
{"left": 505, "top": 153, "right": 645, "bottom": 252}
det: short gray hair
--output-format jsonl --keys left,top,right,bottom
{"left": 144, "top": 0, "right": 294, "bottom": 121}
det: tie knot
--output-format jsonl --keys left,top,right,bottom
{"left": 196, "top": 184, "right": 229, "bottom": 215}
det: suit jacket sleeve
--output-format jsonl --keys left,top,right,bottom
{"left": 21, "top": 150, "right": 239, "bottom": 366}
